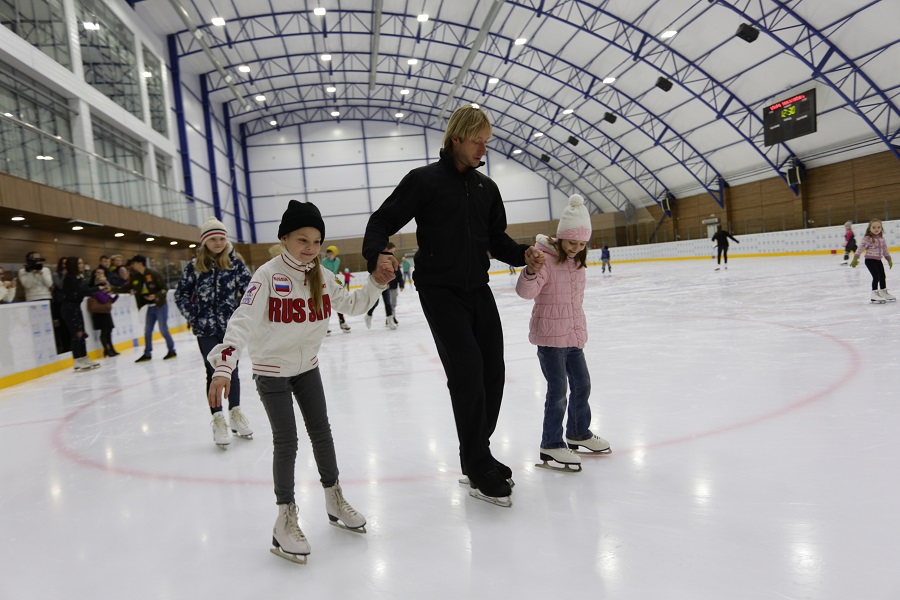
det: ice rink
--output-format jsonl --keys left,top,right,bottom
{"left": 2, "top": 254, "right": 899, "bottom": 600}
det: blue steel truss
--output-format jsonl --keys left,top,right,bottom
{"left": 710, "top": 0, "right": 900, "bottom": 161}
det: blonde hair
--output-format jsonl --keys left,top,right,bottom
{"left": 195, "top": 244, "right": 232, "bottom": 274}
{"left": 442, "top": 105, "right": 492, "bottom": 154}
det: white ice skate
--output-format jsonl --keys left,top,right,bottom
{"left": 73, "top": 357, "right": 100, "bottom": 372}
{"left": 340, "top": 321, "right": 351, "bottom": 332}
{"left": 324, "top": 482, "right": 367, "bottom": 533}
{"left": 270, "top": 502, "right": 311, "bottom": 565}
{"left": 566, "top": 434, "right": 612, "bottom": 454}
{"left": 871, "top": 290, "right": 887, "bottom": 304}
{"left": 536, "top": 447, "right": 582, "bottom": 472}
{"left": 364, "top": 314, "right": 372, "bottom": 329}
{"left": 386, "top": 317, "right": 397, "bottom": 330}
{"left": 879, "top": 289, "right": 896, "bottom": 301}
{"left": 229, "top": 407, "right": 253, "bottom": 439}
{"left": 211, "top": 412, "right": 230, "bottom": 449}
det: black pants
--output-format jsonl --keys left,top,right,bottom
{"left": 716, "top": 246, "right": 728, "bottom": 264}
{"left": 60, "top": 302, "right": 87, "bottom": 359}
{"left": 366, "top": 288, "right": 393, "bottom": 317}
{"left": 256, "top": 369, "right": 338, "bottom": 504}
{"left": 865, "top": 258, "right": 886, "bottom": 290}
{"left": 198, "top": 335, "right": 241, "bottom": 414}
{"left": 418, "top": 285, "right": 505, "bottom": 476}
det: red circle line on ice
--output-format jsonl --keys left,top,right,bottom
{"left": 49, "top": 317, "right": 859, "bottom": 485}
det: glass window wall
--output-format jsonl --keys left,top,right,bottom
{"left": 92, "top": 116, "right": 147, "bottom": 209}
{"left": 0, "top": 0, "right": 71, "bottom": 68}
{"left": 142, "top": 46, "right": 167, "bottom": 136}
{"left": 76, "top": 0, "right": 142, "bottom": 119}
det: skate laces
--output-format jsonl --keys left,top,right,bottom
{"left": 212, "top": 413, "right": 228, "bottom": 433}
{"left": 285, "top": 503, "right": 306, "bottom": 541}
{"left": 230, "top": 408, "right": 249, "bottom": 428}
{"left": 331, "top": 486, "right": 359, "bottom": 518}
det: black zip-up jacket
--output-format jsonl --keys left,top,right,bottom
{"left": 363, "top": 150, "right": 529, "bottom": 291}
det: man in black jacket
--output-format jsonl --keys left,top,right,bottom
{"left": 363, "top": 105, "right": 544, "bottom": 507}
{"left": 117, "top": 255, "right": 177, "bottom": 362}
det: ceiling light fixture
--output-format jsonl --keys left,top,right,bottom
{"left": 660, "top": 30, "right": 678, "bottom": 39}
{"left": 189, "top": 244, "right": 197, "bottom": 249}
{"left": 255, "top": 94, "right": 266, "bottom": 102}
{"left": 407, "top": 58, "right": 418, "bottom": 65}
{"left": 488, "top": 77, "right": 499, "bottom": 84}
{"left": 533, "top": 132, "right": 544, "bottom": 138}
{"left": 471, "top": 104, "right": 479, "bottom": 109}
{"left": 400, "top": 89, "right": 410, "bottom": 95}
{"left": 562, "top": 108, "right": 574, "bottom": 115}
{"left": 145, "top": 237, "right": 155, "bottom": 242}
{"left": 602, "top": 76, "right": 616, "bottom": 84}
{"left": 238, "top": 65, "right": 251, "bottom": 73}
{"left": 83, "top": 21, "right": 100, "bottom": 30}
{"left": 142, "top": 71, "right": 152, "bottom": 78}
{"left": 11, "top": 216, "right": 25, "bottom": 221}
{"left": 514, "top": 38, "right": 527, "bottom": 46}
{"left": 313, "top": 7, "right": 326, "bottom": 16}
{"left": 326, "top": 86, "right": 336, "bottom": 93}
{"left": 395, "top": 112, "right": 404, "bottom": 118}
{"left": 417, "top": 14, "right": 429, "bottom": 22}
{"left": 512, "top": 149, "right": 522, "bottom": 155}
{"left": 169, "top": 241, "right": 178, "bottom": 245}
{"left": 114, "top": 232, "right": 125, "bottom": 237}
{"left": 72, "top": 226, "right": 83, "bottom": 231}
{"left": 331, "top": 111, "right": 341, "bottom": 117}
{"left": 321, "top": 54, "right": 332, "bottom": 61}
{"left": 269, "top": 120, "right": 277, "bottom": 126}
{"left": 211, "top": 17, "right": 226, "bottom": 27}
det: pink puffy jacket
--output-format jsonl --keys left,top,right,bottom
{"left": 515, "top": 235, "right": 588, "bottom": 349}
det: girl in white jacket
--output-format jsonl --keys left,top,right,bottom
{"left": 207, "top": 200, "right": 394, "bottom": 564}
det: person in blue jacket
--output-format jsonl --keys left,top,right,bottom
{"left": 176, "top": 217, "right": 253, "bottom": 448}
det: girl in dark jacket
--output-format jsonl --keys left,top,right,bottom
{"left": 61, "top": 256, "right": 104, "bottom": 372}
{"left": 175, "top": 218, "right": 253, "bottom": 447}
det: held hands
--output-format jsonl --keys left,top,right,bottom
{"left": 207, "top": 375, "right": 230, "bottom": 408}
{"left": 524, "top": 246, "right": 545, "bottom": 274}
{"left": 371, "top": 255, "right": 396, "bottom": 286}
{"left": 850, "top": 258, "right": 858, "bottom": 268}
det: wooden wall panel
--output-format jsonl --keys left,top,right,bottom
{"left": 806, "top": 161, "right": 854, "bottom": 197}
{"left": 852, "top": 152, "right": 900, "bottom": 189}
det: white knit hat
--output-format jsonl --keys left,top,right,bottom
{"left": 557, "top": 194, "right": 592, "bottom": 241}
{"left": 200, "top": 217, "right": 228, "bottom": 244}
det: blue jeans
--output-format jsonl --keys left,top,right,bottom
{"left": 144, "top": 303, "right": 175, "bottom": 357}
{"left": 536, "top": 346, "right": 592, "bottom": 448}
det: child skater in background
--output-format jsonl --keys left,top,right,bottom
{"left": 850, "top": 218, "right": 894, "bottom": 303}
{"left": 175, "top": 217, "right": 253, "bottom": 449}
{"left": 601, "top": 245, "right": 611, "bottom": 274}
{"left": 207, "top": 200, "right": 394, "bottom": 564}
{"left": 321, "top": 245, "right": 351, "bottom": 334}
{"left": 841, "top": 221, "right": 857, "bottom": 265}
{"left": 341, "top": 268, "right": 353, "bottom": 289}
{"left": 516, "top": 195, "right": 611, "bottom": 473}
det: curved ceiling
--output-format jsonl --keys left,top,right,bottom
{"left": 135, "top": 0, "right": 900, "bottom": 215}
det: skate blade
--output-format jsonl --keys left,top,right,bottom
{"left": 270, "top": 547, "right": 308, "bottom": 565}
{"left": 459, "top": 476, "right": 515, "bottom": 489}
{"left": 328, "top": 519, "right": 367, "bottom": 534}
{"left": 231, "top": 431, "right": 253, "bottom": 439}
{"left": 215, "top": 443, "right": 230, "bottom": 450}
{"left": 535, "top": 460, "right": 582, "bottom": 473}
{"left": 567, "top": 444, "right": 612, "bottom": 454}
{"left": 467, "top": 488, "right": 512, "bottom": 508}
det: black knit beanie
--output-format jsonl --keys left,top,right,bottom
{"left": 277, "top": 200, "right": 325, "bottom": 241}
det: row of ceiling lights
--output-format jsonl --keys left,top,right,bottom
{"left": 8, "top": 217, "right": 196, "bottom": 247}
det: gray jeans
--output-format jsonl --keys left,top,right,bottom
{"left": 256, "top": 369, "right": 339, "bottom": 504}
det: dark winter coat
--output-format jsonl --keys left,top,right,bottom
{"left": 174, "top": 249, "right": 252, "bottom": 338}
{"left": 115, "top": 268, "right": 169, "bottom": 309}
{"left": 363, "top": 150, "right": 529, "bottom": 291}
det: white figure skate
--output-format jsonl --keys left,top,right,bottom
{"left": 879, "top": 289, "right": 896, "bottom": 301}
{"left": 270, "top": 502, "right": 310, "bottom": 564}
{"left": 211, "top": 412, "right": 230, "bottom": 449}
{"left": 340, "top": 321, "right": 351, "bottom": 332}
{"left": 324, "top": 483, "right": 367, "bottom": 533}
{"left": 386, "top": 317, "right": 397, "bottom": 330}
{"left": 566, "top": 434, "right": 612, "bottom": 454}
{"left": 536, "top": 447, "right": 582, "bottom": 472}
{"left": 364, "top": 314, "right": 372, "bottom": 329}
{"left": 73, "top": 357, "right": 100, "bottom": 372}
{"left": 871, "top": 290, "right": 887, "bottom": 304}
{"left": 229, "top": 407, "right": 253, "bottom": 439}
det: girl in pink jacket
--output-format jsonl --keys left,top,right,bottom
{"left": 516, "top": 195, "right": 610, "bottom": 473}
{"left": 850, "top": 218, "right": 894, "bottom": 303}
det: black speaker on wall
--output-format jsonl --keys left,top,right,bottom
{"left": 735, "top": 23, "right": 760, "bottom": 43}
{"left": 656, "top": 77, "right": 673, "bottom": 92}
{"left": 603, "top": 112, "right": 617, "bottom": 124}
{"left": 540, "top": 154, "right": 550, "bottom": 163}
{"left": 567, "top": 136, "right": 579, "bottom": 146}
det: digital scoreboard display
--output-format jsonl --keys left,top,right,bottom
{"left": 763, "top": 88, "right": 817, "bottom": 146}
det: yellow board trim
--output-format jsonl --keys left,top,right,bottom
{"left": 0, "top": 324, "right": 190, "bottom": 391}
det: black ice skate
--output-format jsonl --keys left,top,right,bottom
{"left": 535, "top": 447, "right": 582, "bottom": 472}
{"left": 458, "top": 459, "right": 515, "bottom": 490}
{"left": 467, "top": 468, "right": 512, "bottom": 508}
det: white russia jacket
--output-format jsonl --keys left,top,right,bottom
{"left": 208, "top": 251, "right": 386, "bottom": 378}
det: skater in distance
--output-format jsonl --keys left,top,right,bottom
{"left": 711, "top": 225, "right": 739, "bottom": 270}
{"left": 516, "top": 195, "right": 611, "bottom": 473}
{"left": 841, "top": 221, "right": 857, "bottom": 265}
{"left": 175, "top": 217, "right": 254, "bottom": 449}
{"left": 850, "top": 218, "right": 895, "bottom": 303}
{"left": 207, "top": 200, "right": 395, "bottom": 564}
{"left": 362, "top": 104, "right": 546, "bottom": 508}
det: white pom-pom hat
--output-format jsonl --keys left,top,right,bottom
{"left": 557, "top": 194, "right": 592, "bottom": 242}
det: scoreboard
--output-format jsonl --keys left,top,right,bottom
{"left": 763, "top": 89, "right": 817, "bottom": 146}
